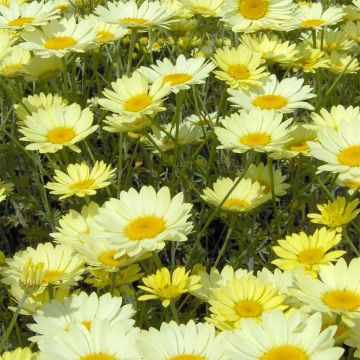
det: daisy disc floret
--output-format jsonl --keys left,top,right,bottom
{"left": 272, "top": 227, "right": 345, "bottom": 277}
{"left": 138, "top": 267, "right": 201, "bottom": 307}
{"left": 227, "top": 74, "right": 315, "bottom": 113}
{"left": 45, "top": 161, "right": 115, "bottom": 199}
{"left": 215, "top": 109, "right": 292, "bottom": 153}
{"left": 224, "top": 310, "right": 343, "bottom": 360}
{"left": 92, "top": 186, "right": 193, "bottom": 256}
{"left": 19, "top": 103, "right": 98, "bottom": 153}
{"left": 138, "top": 55, "right": 215, "bottom": 94}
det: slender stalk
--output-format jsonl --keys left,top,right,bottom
{"left": 267, "top": 155, "right": 281, "bottom": 237}
{"left": 0, "top": 292, "right": 28, "bottom": 353}
{"left": 169, "top": 301, "right": 179, "bottom": 323}
{"left": 214, "top": 214, "right": 236, "bottom": 268}
{"left": 117, "top": 132, "right": 124, "bottom": 197}
{"left": 126, "top": 30, "right": 137, "bottom": 76}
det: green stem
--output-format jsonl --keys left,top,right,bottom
{"left": 126, "top": 30, "right": 137, "bottom": 76}
{"left": 169, "top": 301, "right": 179, "bottom": 323}
{"left": 117, "top": 132, "right": 124, "bottom": 197}
{"left": 214, "top": 214, "right": 236, "bottom": 268}
{"left": 267, "top": 155, "right": 281, "bottom": 237}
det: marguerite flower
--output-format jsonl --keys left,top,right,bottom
{"left": 328, "top": 51, "right": 360, "bottom": 75}
{"left": 308, "top": 197, "right": 360, "bottom": 232}
{"left": 0, "top": 348, "right": 38, "bottom": 360}
{"left": 95, "top": 0, "right": 175, "bottom": 29}
{"left": 207, "top": 276, "right": 287, "bottom": 330}
{"left": 212, "top": 45, "right": 269, "bottom": 89}
{"left": 308, "top": 120, "right": 360, "bottom": 174}
{"left": 272, "top": 227, "right": 345, "bottom": 277}
{"left": 87, "top": 15, "right": 128, "bottom": 44}
{"left": 0, "top": 1, "right": 59, "bottom": 30}
{"left": 0, "top": 47, "right": 30, "bottom": 77}
{"left": 178, "top": 0, "right": 223, "bottom": 17}
{"left": 337, "top": 168, "right": 360, "bottom": 194}
{"left": 138, "top": 55, "right": 215, "bottom": 93}
{"left": 14, "top": 93, "right": 68, "bottom": 123}
{"left": 29, "top": 292, "right": 135, "bottom": 343}
{"left": 291, "top": 258, "right": 360, "bottom": 326}
{"left": 19, "top": 103, "right": 98, "bottom": 153}
{"left": 202, "top": 177, "right": 266, "bottom": 212}
{"left": 227, "top": 75, "right": 315, "bottom": 113}
{"left": 38, "top": 319, "right": 139, "bottom": 360}
{"left": 22, "top": 55, "right": 62, "bottom": 81}
{"left": 98, "top": 72, "right": 170, "bottom": 120}
{"left": 20, "top": 16, "right": 96, "bottom": 57}
{"left": 46, "top": 161, "right": 115, "bottom": 199}
{"left": 136, "top": 320, "right": 226, "bottom": 360}
{"left": 221, "top": 0, "right": 294, "bottom": 32}
{"left": 343, "top": 20, "right": 360, "bottom": 42}
{"left": 92, "top": 186, "right": 193, "bottom": 256}
{"left": 224, "top": 310, "right": 343, "bottom": 360}
{"left": 1, "top": 243, "right": 85, "bottom": 294}
{"left": 215, "top": 109, "right": 292, "bottom": 153}
{"left": 138, "top": 267, "right": 201, "bottom": 307}
{"left": 0, "top": 29, "right": 16, "bottom": 62}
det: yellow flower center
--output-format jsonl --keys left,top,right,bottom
{"left": 7, "top": 16, "right": 33, "bottom": 26}
{"left": 235, "top": 300, "right": 262, "bottom": 317}
{"left": 338, "top": 145, "right": 360, "bottom": 167}
{"left": 81, "top": 320, "right": 92, "bottom": 330}
{"left": 124, "top": 94, "right": 152, "bottom": 112}
{"left": 2, "top": 64, "right": 23, "bottom": 75}
{"left": 47, "top": 127, "right": 76, "bottom": 144}
{"left": 238, "top": 0, "right": 268, "bottom": 19}
{"left": 163, "top": 73, "right": 193, "bottom": 86}
{"left": 252, "top": 94, "right": 288, "bottom": 109}
{"left": 345, "top": 180, "right": 360, "bottom": 189}
{"left": 288, "top": 141, "right": 309, "bottom": 152}
{"left": 70, "top": 179, "right": 95, "bottom": 190}
{"left": 98, "top": 250, "right": 121, "bottom": 267}
{"left": 301, "top": 19, "right": 326, "bottom": 28}
{"left": 240, "top": 132, "right": 271, "bottom": 147}
{"left": 298, "top": 248, "right": 324, "bottom": 264}
{"left": 80, "top": 354, "right": 117, "bottom": 360}
{"left": 56, "top": 4, "right": 69, "bottom": 11}
{"left": 125, "top": 215, "right": 166, "bottom": 241}
{"left": 43, "top": 270, "right": 64, "bottom": 282}
{"left": 43, "top": 36, "right": 77, "bottom": 50}
{"left": 96, "top": 31, "right": 114, "bottom": 42}
{"left": 261, "top": 345, "right": 308, "bottom": 360}
{"left": 228, "top": 64, "right": 250, "bottom": 80}
{"left": 121, "top": 17, "right": 148, "bottom": 25}
{"left": 159, "top": 285, "right": 182, "bottom": 299}
{"left": 169, "top": 356, "right": 205, "bottom": 360}
{"left": 323, "top": 290, "right": 360, "bottom": 311}
{"left": 223, "top": 198, "right": 249, "bottom": 210}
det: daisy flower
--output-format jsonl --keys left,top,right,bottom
{"left": 291, "top": 258, "right": 360, "bottom": 326}
{"left": 328, "top": 51, "right": 360, "bottom": 75}
{"left": 144, "top": 121, "right": 204, "bottom": 152}
{"left": 272, "top": 227, "right": 345, "bottom": 277}
{"left": 221, "top": 0, "right": 294, "bottom": 32}
{"left": 337, "top": 168, "right": 360, "bottom": 194}
{"left": 215, "top": 109, "right": 292, "bottom": 153}
{"left": 0, "top": 29, "right": 16, "bottom": 62}
{"left": 201, "top": 177, "right": 266, "bottom": 212}
{"left": 271, "top": 124, "right": 316, "bottom": 159}
{"left": 138, "top": 267, "right": 201, "bottom": 307}
{"left": 14, "top": 93, "right": 68, "bottom": 123}
{"left": 38, "top": 319, "right": 139, "bottom": 360}
{"left": 294, "top": 2, "right": 345, "bottom": 29}
{"left": 87, "top": 15, "right": 128, "bottom": 44}
{"left": 0, "top": 180, "right": 13, "bottom": 202}
{"left": 224, "top": 310, "right": 343, "bottom": 360}
{"left": 136, "top": 320, "right": 226, "bottom": 360}
{"left": 29, "top": 292, "right": 135, "bottom": 343}
{"left": 289, "top": 45, "right": 330, "bottom": 73}
{"left": 92, "top": 186, "right": 193, "bottom": 256}
{"left": 308, "top": 105, "right": 360, "bottom": 131}
{"left": 307, "top": 197, "right": 360, "bottom": 232}
{"left": 1, "top": 243, "right": 85, "bottom": 293}
{"left": 244, "top": 162, "right": 290, "bottom": 198}
{"left": 19, "top": 259, "right": 47, "bottom": 293}
{"left": 95, "top": 0, "right": 176, "bottom": 29}
{"left": 19, "top": 103, "right": 98, "bottom": 153}
{"left": 207, "top": 276, "right": 287, "bottom": 330}
{"left": 45, "top": 161, "right": 115, "bottom": 199}
{"left": 20, "top": 16, "right": 96, "bottom": 58}
{"left": 0, "top": 1, "right": 59, "bottom": 30}
{"left": 102, "top": 113, "right": 153, "bottom": 134}
{"left": 177, "top": 0, "right": 223, "bottom": 17}
{"left": 186, "top": 111, "right": 217, "bottom": 128}
{"left": 0, "top": 348, "right": 38, "bottom": 360}
{"left": 0, "top": 47, "right": 30, "bottom": 77}
{"left": 22, "top": 55, "right": 62, "bottom": 81}
{"left": 345, "top": 322, "right": 360, "bottom": 357}
{"left": 212, "top": 45, "right": 269, "bottom": 89}
{"left": 138, "top": 55, "right": 215, "bottom": 93}
{"left": 308, "top": 120, "right": 360, "bottom": 174}
{"left": 50, "top": 202, "right": 100, "bottom": 247}
{"left": 343, "top": 20, "right": 360, "bottom": 42}
{"left": 240, "top": 33, "right": 299, "bottom": 65}
{"left": 98, "top": 72, "right": 170, "bottom": 120}
{"left": 227, "top": 75, "right": 315, "bottom": 113}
